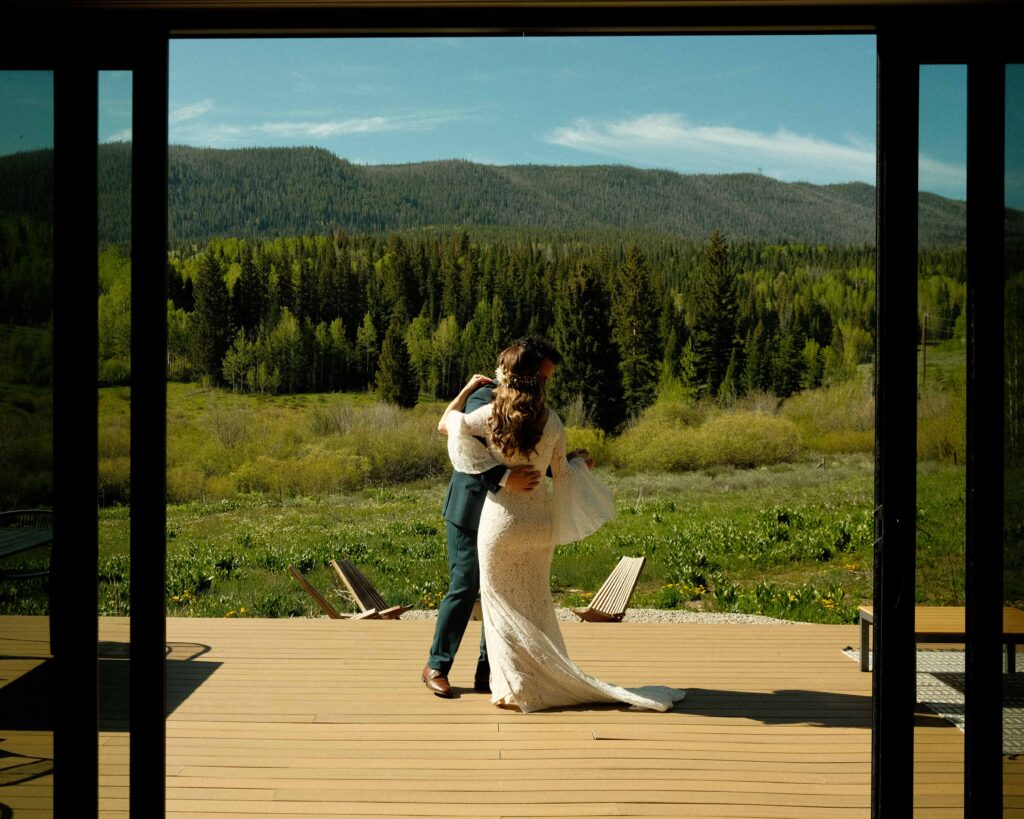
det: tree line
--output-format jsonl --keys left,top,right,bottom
{"left": 93, "top": 227, "right": 946, "bottom": 434}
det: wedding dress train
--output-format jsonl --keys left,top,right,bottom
{"left": 447, "top": 404, "right": 686, "bottom": 714}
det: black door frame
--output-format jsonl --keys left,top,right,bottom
{"left": 3, "top": 3, "right": 1016, "bottom": 816}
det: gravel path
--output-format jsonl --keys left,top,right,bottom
{"left": 400, "top": 608, "right": 805, "bottom": 626}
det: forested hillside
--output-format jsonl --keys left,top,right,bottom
{"left": 144, "top": 144, "right": 968, "bottom": 246}
{"left": 0, "top": 144, "right": 998, "bottom": 247}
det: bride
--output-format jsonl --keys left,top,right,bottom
{"left": 438, "top": 339, "right": 686, "bottom": 713}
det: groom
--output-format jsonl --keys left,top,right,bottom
{"left": 421, "top": 336, "right": 561, "bottom": 698}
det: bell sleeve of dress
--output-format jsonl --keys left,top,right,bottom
{"left": 446, "top": 404, "right": 502, "bottom": 475}
{"left": 549, "top": 412, "right": 616, "bottom": 546}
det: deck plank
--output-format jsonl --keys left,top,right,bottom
{"left": 4, "top": 615, "right": 1021, "bottom": 815}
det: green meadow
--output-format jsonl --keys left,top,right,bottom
{"left": 83, "top": 374, "right": 968, "bottom": 625}
{"left": 0, "top": 369, "right": 976, "bottom": 624}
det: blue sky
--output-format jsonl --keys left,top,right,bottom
{"left": 157, "top": 37, "right": 887, "bottom": 186}
{"left": 1, "top": 38, "right": 1001, "bottom": 205}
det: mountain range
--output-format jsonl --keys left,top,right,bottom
{"left": 0, "top": 143, "right": 994, "bottom": 247}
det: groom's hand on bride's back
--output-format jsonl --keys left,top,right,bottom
{"left": 568, "top": 449, "right": 596, "bottom": 470}
{"left": 506, "top": 465, "right": 541, "bottom": 492}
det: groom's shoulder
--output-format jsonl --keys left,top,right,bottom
{"left": 466, "top": 383, "right": 495, "bottom": 411}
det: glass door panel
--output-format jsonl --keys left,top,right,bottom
{"left": 0, "top": 68, "right": 55, "bottom": 816}
{"left": 98, "top": 67, "right": 133, "bottom": 799}
{"left": 915, "top": 63, "right": 968, "bottom": 811}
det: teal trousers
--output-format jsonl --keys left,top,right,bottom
{"left": 426, "top": 520, "right": 487, "bottom": 675}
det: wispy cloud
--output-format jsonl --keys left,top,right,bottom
{"left": 170, "top": 109, "right": 466, "bottom": 147}
{"left": 170, "top": 99, "right": 215, "bottom": 125}
{"left": 255, "top": 113, "right": 457, "bottom": 138}
{"left": 919, "top": 154, "right": 966, "bottom": 200}
{"left": 103, "top": 128, "right": 133, "bottom": 143}
{"left": 547, "top": 112, "right": 877, "bottom": 184}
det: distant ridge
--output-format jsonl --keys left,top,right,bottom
{"left": 0, "top": 144, "right": 990, "bottom": 247}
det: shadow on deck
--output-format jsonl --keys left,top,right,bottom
{"left": 1, "top": 615, "right": 1008, "bottom": 816}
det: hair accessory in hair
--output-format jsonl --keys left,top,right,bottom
{"left": 506, "top": 374, "right": 539, "bottom": 390}
{"left": 494, "top": 365, "right": 509, "bottom": 386}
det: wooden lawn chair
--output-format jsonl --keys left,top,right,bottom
{"left": 288, "top": 565, "right": 378, "bottom": 619}
{"left": 571, "top": 556, "right": 645, "bottom": 622}
{"left": 331, "top": 559, "right": 412, "bottom": 620}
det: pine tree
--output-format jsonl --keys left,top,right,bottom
{"left": 273, "top": 248, "right": 294, "bottom": 316}
{"left": 232, "top": 251, "right": 265, "bottom": 337}
{"left": 717, "top": 350, "right": 739, "bottom": 405}
{"left": 167, "top": 261, "right": 187, "bottom": 310}
{"left": 461, "top": 298, "right": 497, "bottom": 377}
{"left": 295, "top": 256, "right": 319, "bottom": 324}
{"left": 659, "top": 289, "right": 682, "bottom": 379}
{"left": 380, "top": 234, "right": 414, "bottom": 319}
{"left": 678, "top": 337, "right": 698, "bottom": 398}
{"left": 376, "top": 316, "right": 418, "bottom": 408}
{"left": 771, "top": 324, "right": 806, "bottom": 398}
{"left": 691, "top": 230, "right": 739, "bottom": 397}
{"left": 551, "top": 262, "right": 626, "bottom": 434}
{"left": 800, "top": 338, "right": 824, "bottom": 389}
{"left": 610, "top": 245, "right": 662, "bottom": 418}
{"left": 742, "top": 320, "right": 772, "bottom": 394}
{"left": 191, "top": 246, "right": 233, "bottom": 384}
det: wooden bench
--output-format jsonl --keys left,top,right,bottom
{"left": 0, "top": 509, "right": 53, "bottom": 567}
{"left": 331, "top": 559, "right": 412, "bottom": 620}
{"left": 858, "top": 605, "right": 1024, "bottom": 673}
{"left": 571, "top": 556, "right": 645, "bottom": 622}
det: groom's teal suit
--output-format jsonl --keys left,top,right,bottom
{"left": 426, "top": 382, "right": 507, "bottom": 677}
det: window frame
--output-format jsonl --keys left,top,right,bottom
{"left": 4, "top": 3, "right": 1016, "bottom": 816}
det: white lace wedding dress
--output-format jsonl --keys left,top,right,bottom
{"left": 447, "top": 404, "right": 686, "bottom": 713}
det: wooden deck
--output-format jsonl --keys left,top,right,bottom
{"left": 2, "top": 614, "right": 1020, "bottom": 817}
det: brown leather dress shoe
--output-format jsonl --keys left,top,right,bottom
{"left": 422, "top": 665, "right": 454, "bottom": 698}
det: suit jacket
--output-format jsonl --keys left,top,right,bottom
{"left": 441, "top": 383, "right": 507, "bottom": 531}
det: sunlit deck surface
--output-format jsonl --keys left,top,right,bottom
{"left": 4, "top": 615, "right": 1022, "bottom": 817}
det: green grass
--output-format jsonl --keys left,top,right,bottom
{"left": 90, "top": 454, "right": 964, "bottom": 625}
{"left": 83, "top": 456, "right": 888, "bottom": 623}
{"left": 0, "top": 380, "right": 52, "bottom": 509}
{"left": 0, "top": 376, "right": 982, "bottom": 624}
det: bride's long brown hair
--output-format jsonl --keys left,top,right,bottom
{"left": 489, "top": 343, "right": 548, "bottom": 458}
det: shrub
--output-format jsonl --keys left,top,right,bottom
{"left": 203, "top": 401, "right": 254, "bottom": 447}
{"left": 611, "top": 423, "right": 701, "bottom": 472}
{"left": 232, "top": 456, "right": 279, "bottom": 495}
{"left": 0, "top": 388, "right": 53, "bottom": 508}
{"left": 308, "top": 399, "right": 357, "bottom": 436}
{"left": 917, "top": 384, "right": 965, "bottom": 463}
{"left": 167, "top": 464, "right": 207, "bottom": 503}
{"left": 731, "top": 390, "right": 781, "bottom": 415}
{"left": 694, "top": 412, "right": 801, "bottom": 469}
{"left": 98, "top": 356, "right": 131, "bottom": 385}
{"left": 609, "top": 409, "right": 801, "bottom": 472}
{"left": 780, "top": 380, "right": 874, "bottom": 453}
{"left": 205, "top": 473, "right": 239, "bottom": 500}
{"left": 564, "top": 426, "right": 614, "bottom": 469}
{"left": 98, "top": 456, "right": 130, "bottom": 505}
